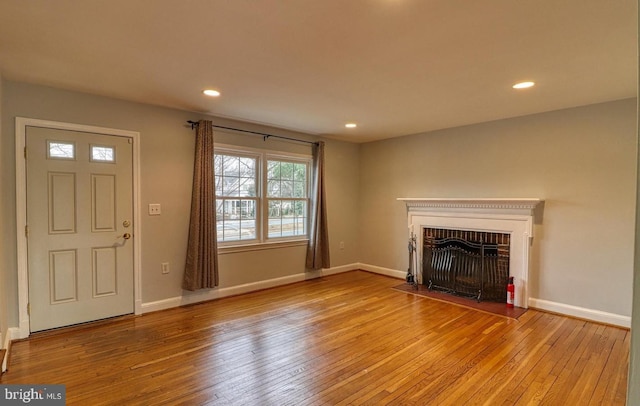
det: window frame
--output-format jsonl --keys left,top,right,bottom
{"left": 214, "top": 144, "right": 312, "bottom": 252}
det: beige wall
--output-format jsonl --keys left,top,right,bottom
{"left": 359, "top": 99, "right": 637, "bottom": 316}
{"left": 0, "top": 80, "right": 360, "bottom": 325}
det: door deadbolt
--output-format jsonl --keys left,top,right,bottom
{"left": 123, "top": 220, "right": 131, "bottom": 227}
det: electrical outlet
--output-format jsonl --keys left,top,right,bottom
{"left": 161, "top": 262, "right": 170, "bottom": 274}
{"left": 339, "top": 241, "right": 345, "bottom": 250}
{"left": 149, "top": 204, "right": 161, "bottom": 215}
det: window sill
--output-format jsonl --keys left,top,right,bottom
{"left": 218, "top": 239, "right": 309, "bottom": 255}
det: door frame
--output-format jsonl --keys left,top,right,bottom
{"left": 15, "top": 117, "right": 142, "bottom": 338}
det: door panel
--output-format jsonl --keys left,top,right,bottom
{"left": 92, "top": 174, "right": 117, "bottom": 232}
{"left": 27, "top": 126, "right": 134, "bottom": 332}
{"left": 92, "top": 247, "right": 117, "bottom": 297}
{"left": 49, "top": 249, "right": 78, "bottom": 303}
{"left": 49, "top": 172, "right": 77, "bottom": 233}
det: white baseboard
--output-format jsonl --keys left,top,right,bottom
{"left": 2, "top": 327, "right": 20, "bottom": 373}
{"left": 320, "top": 263, "right": 360, "bottom": 276}
{"left": 357, "top": 263, "right": 406, "bottom": 280}
{"left": 141, "top": 263, "right": 360, "bottom": 314}
{"left": 528, "top": 298, "right": 630, "bottom": 328}
{"left": 135, "top": 299, "right": 143, "bottom": 316}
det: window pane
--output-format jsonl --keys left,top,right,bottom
{"left": 223, "top": 177, "right": 240, "bottom": 196}
{"left": 216, "top": 198, "right": 257, "bottom": 242}
{"left": 239, "top": 157, "right": 255, "bottom": 177}
{"left": 48, "top": 141, "right": 75, "bottom": 159}
{"left": 91, "top": 145, "right": 115, "bottom": 162}
{"left": 280, "top": 180, "right": 294, "bottom": 198}
{"left": 293, "top": 163, "right": 306, "bottom": 182}
{"left": 222, "top": 155, "right": 240, "bottom": 177}
{"left": 280, "top": 162, "right": 293, "bottom": 180}
{"left": 267, "top": 179, "right": 280, "bottom": 198}
{"left": 238, "top": 176, "right": 256, "bottom": 197}
{"left": 268, "top": 218, "right": 282, "bottom": 237}
{"left": 268, "top": 200, "right": 281, "bottom": 218}
{"left": 267, "top": 161, "right": 279, "bottom": 179}
{"left": 239, "top": 200, "right": 255, "bottom": 219}
{"left": 293, "top": 181, "right": 305, "bottom": 198}
{"left": 268, "top": 200, "right": 282, "bottom": 237}
{"left": 238, "top": 219, "right": 256, "bottom": 240}
{"left": 222, "top": 199, "right": 234, "bottom": 220}
{"left": 268, "top": 199, "right": 307, "bottom": 238}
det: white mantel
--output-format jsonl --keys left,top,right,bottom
{"left": 399, "top": 198, "right": 541, "bottom": 213}
{"left": 398, "top": 198, "right": 543, "bottom": 308}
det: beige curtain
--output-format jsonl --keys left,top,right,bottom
{"left": 182, "top": 120, "right": 219, "bottom": 290}
{"left": 306, "top": 141, "right": 330, "bottom": 270}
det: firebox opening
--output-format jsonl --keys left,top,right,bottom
{"left": 422, "top": 228, "right": 510, "bottom": 303}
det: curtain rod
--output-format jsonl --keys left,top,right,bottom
{"left": 187, "top": 120, "right": 319, "bottom": 146}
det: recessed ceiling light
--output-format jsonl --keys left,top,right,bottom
{"left": 345, "top": 123, "right": 357, "bottom": 128}
{"left": 203, "top": 89, "right": 221, "bottom": 97}
{"left": 512, "top": 81, "right": 535, "bottom": 89}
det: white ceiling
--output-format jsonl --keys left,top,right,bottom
{"left": 0, "top": 0, "right": 636, "bottom": 142}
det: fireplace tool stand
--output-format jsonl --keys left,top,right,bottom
{"left": 406, "top": 232, "right": 419, "bottom": 289}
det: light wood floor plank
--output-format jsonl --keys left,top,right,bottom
{"left": 0, "top": 271, "right": 629, "bottom": 405}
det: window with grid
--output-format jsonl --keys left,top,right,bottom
{"left": 266, "top": 159, "right": 308, "bottom": 239}
{"left": 214, "top": 146, "right": 310, "bottom": 245}
{"left": 214, "top": 152, "right": 258, "bottom": 242}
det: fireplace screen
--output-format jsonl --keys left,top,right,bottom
{"left": 422, "top": 228, "right": 510, "bottom": 302}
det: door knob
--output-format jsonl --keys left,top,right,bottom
{"left": 122, "top": 233, "right": 132, "bottom": 240}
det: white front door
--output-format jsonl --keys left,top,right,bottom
{"left": 26, "top": 126, "right": 134, "bottom": 332}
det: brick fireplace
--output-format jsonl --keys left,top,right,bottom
{"left": 398, "top": 198, "right": 542, "bottom": 308}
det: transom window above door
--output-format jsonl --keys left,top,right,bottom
{"left": 47, "top": 140, "right": 75, "bottom": 160}
{"left": 90, "top": 145, "right": 116, "bottom": 162}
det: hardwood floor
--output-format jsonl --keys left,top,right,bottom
{"left": 1, "top": 271, "right": 629, "bottom": 405}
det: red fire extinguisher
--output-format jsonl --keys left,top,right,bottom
{"left": 506, "top": 277, "right": 515, "bottom": 308}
